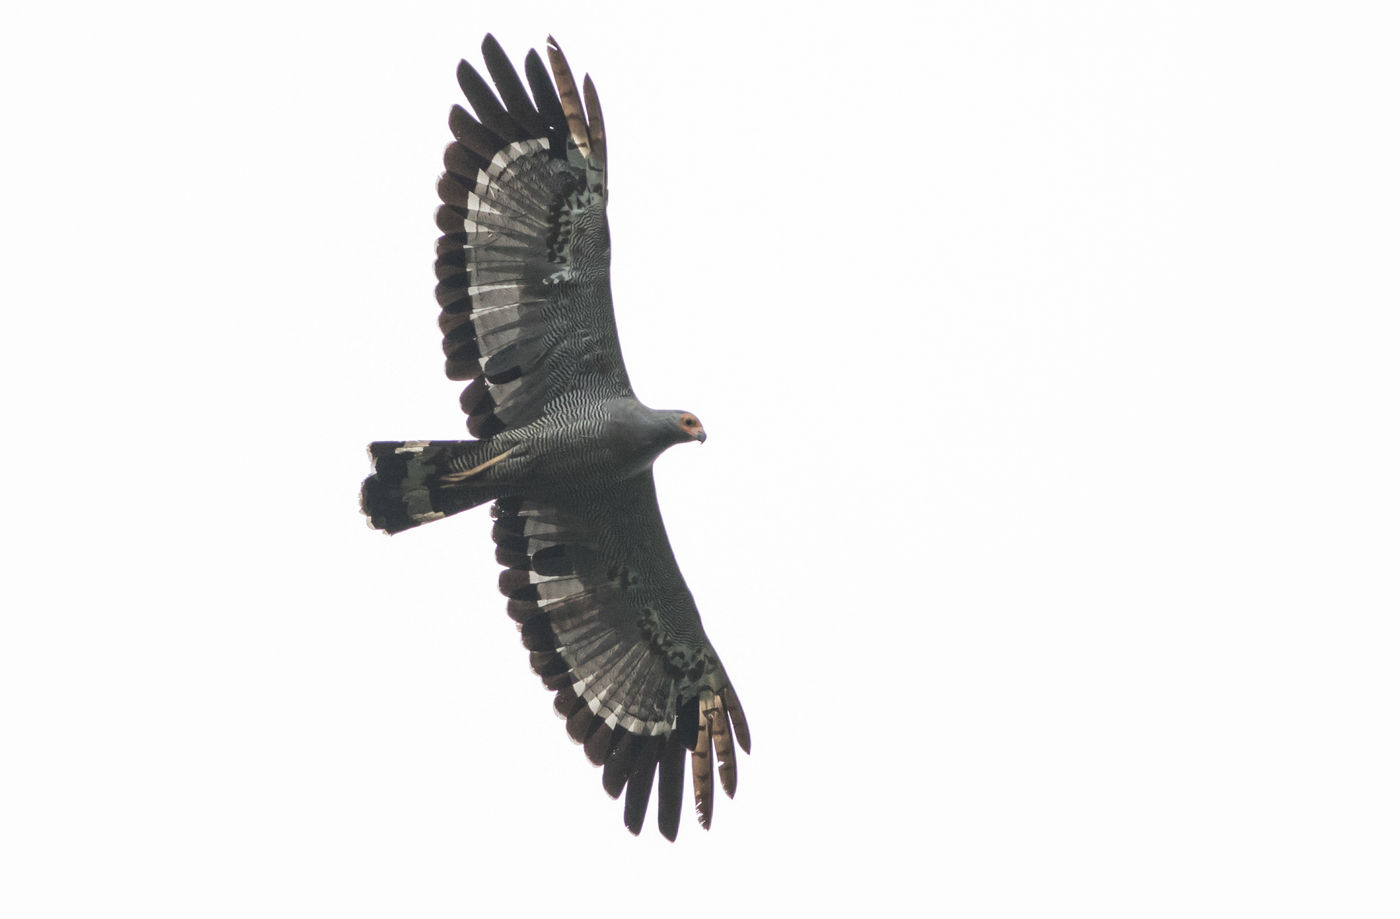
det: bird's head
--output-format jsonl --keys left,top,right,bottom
{"left": 634, "top": 407, "right": 707, "bottom": 456}
{"left": 675, "top": 411, "right": 707, "bottom": 444}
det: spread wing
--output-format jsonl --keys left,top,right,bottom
{"left": 491, "top": 474, "right": 751, "bottom": 839}
{"left": 435, "top": 35, "right": 630, "bottom": 438}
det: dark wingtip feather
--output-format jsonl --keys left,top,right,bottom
{"left": 584, "top": 723, "right": 620, "bottom": 767}
{"left": 601, "top": 733, "right": 636, "bottom": 799}
{"left": 676, "top": 696, "right": 700, "bottom": 753}
{"left": 622, "top": 737, "right": 661, "bottom": 835}
{"left": 523, "top": 49, "right": 566, "bottom": 153}
{"left": 657, "top": 736, "right": 685, "bottom": 841}
{"left": 482, "top": 34, "right": 548, "bottom": 138}
{"left": 456, "top": 58, "right": 518, "bottom": 141}
{"left": 447, "top": 104, "right": 503, "bottom": 161}
{"left": 443, "top": 140, "right": 487, "bottom": 179}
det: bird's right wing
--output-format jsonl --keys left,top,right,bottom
{"left": 435, "top": 35, "right": 634, "bottom": 437}
{"left": 490, "top": 473, "right": 750, "bottom": 839}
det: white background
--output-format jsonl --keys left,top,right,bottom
{"left": 3, "top": 1, "right": 1398, "bottom": 916}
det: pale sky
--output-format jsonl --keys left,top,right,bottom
{"left": 3, "top": 2, "right": 1398, "bottom": 916}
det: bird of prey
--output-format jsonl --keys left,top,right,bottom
{"left": 360, "top": 35, "right": 749, "bottom": 839}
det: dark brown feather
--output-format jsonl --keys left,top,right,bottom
{"left": 444, "top": 354, "right": 482, "bottom": 385}
{"left": 622, "top": 736, "right": 661, "bottom": 835}
{"left": 442, "top": 335, "right": 480, "bottom": 378}
{"left": 491, "top": 516, "right": 527, "bottom": 539}
{"left": 459, "top": 378, "right": 497, "bottom": 434}
{"left": 504, "top": 599, "right": 537, "bottom": 624}
{"left": 657, "top": 735, "right": 685, "bottom": 841}
{"left": 523, "top": 50, "right": 566, "bottom": 147}
{"left": 447, "top": 105, "right": 503, "bottom": 161}
{"left": 539, "top": 666, "right": 573, "bottom": 692}
{"left": 553, "top": 685, "right": 584, "bottom": 719}
{"left": 433, "top": 274, "right": 474, "bottom": 310}
{"left": 498, "top": 568, "right": 533, "bottom": 600}
{"left": 443, "top": 140, "right": 488, "bottom": 179}
{"left": 585, "top": 723, "right": 622, "bottom": 767}
{"left": 492, "top": 529, "right": 528, "bottom": 558}
{"left": 436, "top": 231, "right": 468, "bottom": 256}
{"left": 675, "top": 695, "right": 700, "bottom": 752}
{"left": 528, "top": 650, "right": 572, "bottom": 690}
{"left": 434, "top": 205, "right": 465, "bottom": 236}
{"left": 531, "top": 543, "right": 598, "bottom": 577}
{"left": 482, "top": 34, "right": 549, "bottom": 138}
{"left": 434, "top": 249, "right": 467, "bottom": 279}
{"left": 601, "top": 733, "right": 637, "bottom": 799}
{"left": 566, "top": 704, "right": 598, "bottom": 744}
{"left": 456, "top": 59, "right": 521, "bottom": 142}
{"left": 436, "top": 172, "right": 477, "bottom": 210}
{"left": 494, "top": 545, "right": 528, "bottom": 571}
{"left": 519, "top": 614, "right": 556, "bottom": 652}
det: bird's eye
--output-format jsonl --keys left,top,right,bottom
{"left": 683, "top": 417, "right": 695, "bottom": 426}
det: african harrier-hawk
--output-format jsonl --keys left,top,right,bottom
{"left": 360, "top": 35, "right": 749, "bottom": 840}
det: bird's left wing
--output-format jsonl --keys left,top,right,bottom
{"left": 491, "top": 473, "right": 750, "bottom": 839}
{"left": 435, "top": 36, "right": 632, "bottom": 437}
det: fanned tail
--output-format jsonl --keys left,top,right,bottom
{"left": 360, "top": 440, "right": 507, "bottom": 534}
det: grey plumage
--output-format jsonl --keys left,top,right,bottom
{"left": 361, "top": 35, "right": 748, "bottom": 839}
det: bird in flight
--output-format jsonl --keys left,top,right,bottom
{"left": 360, "top": 35, "right": 749, "bottom": 839}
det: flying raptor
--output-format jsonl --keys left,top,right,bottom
{"left": 360, "top": 35, "right": 749, "bottom": 839}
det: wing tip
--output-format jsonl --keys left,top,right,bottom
{"left": 724, "top": 685, "right": 751, "bottom": 754}
{"left": 544, "top": 36, "right": 593, "bottom": 160}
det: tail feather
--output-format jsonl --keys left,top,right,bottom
{"left": 360, "top": 440, "right": 505, "bottom": 534}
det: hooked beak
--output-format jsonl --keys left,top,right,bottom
{"left": 694, "top": 429, "right": 707, "bottom": 443}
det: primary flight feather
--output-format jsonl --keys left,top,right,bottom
{"left": 360, "top": 35, "right": 749, "bottom": 840}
